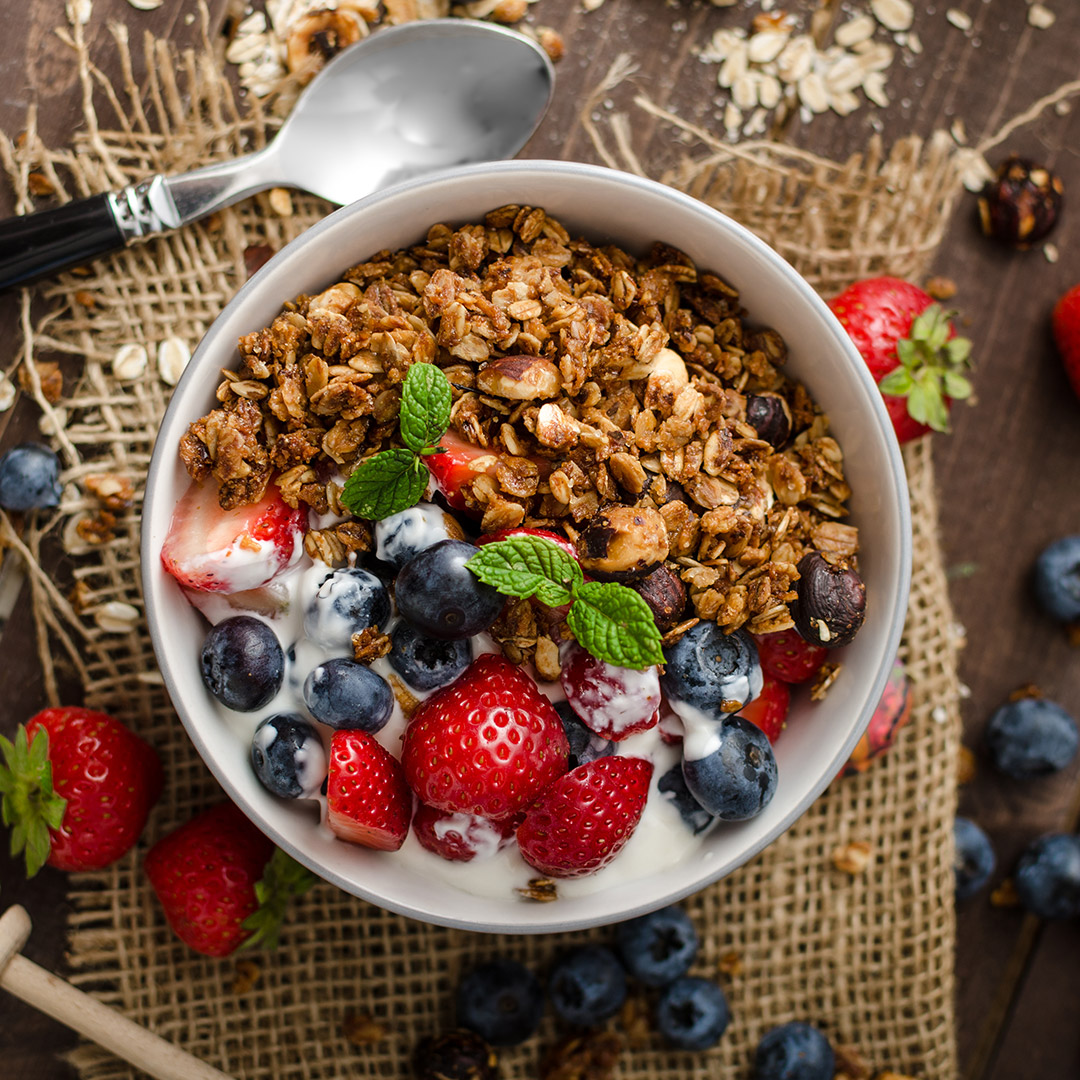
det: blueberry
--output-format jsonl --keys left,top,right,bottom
{"left": 615, "top": 906, "right": 699, "bottom": 987}
{"left": 455, "top": 958, "right": 544, "bottom": 1046}
{"left": 303, "top": 658, "right": 393, "bottom": 731}
{"left": 389, "top": 621, "right": 472, "bottom": 691}
{"left": 954, "top": 816, "right": 995, "bottom": 901}
{"left": 655, "top": 977, "right": 730, "bottom": 1050}
{"left": 754, "top": 1021, "right": 835, "bottom": 1080}
{"left": 1033, "top": 535, "right": 1080, "bottom": 624}
{"left": 657, "top": 764, "right": 717, "bottom": 835}
{"left": 395, "top": 540, "right": 504, "bottom": 641}
{"left": 200, "top": 615, "right": 284, "bottom": 711}
{"left": 1014, "top": 833, "right": 1080, "bottom": 919}
{"left": 661, "top": 623, "right": 762, "bottom": 720}
{"left": 548, "top": 946, "right": 627, "bottom": 1027}
{"left": 0, "top": 442, "right": 62, "bottom": 511}
{"left": 682, "top": 715, "right": 778, "bottom": 821}
{"left": 984, "top": 697, "right": 1078, "bottom": 778}
{"left": 303, "top": 567, "right": 391, "bottom": 651}
{"left": 251, "top": 713, "right": 327, "bottom": 799}
{"left": 375, "top": 502, "right": 456, "bottom": 568}
{"left": 555, "top": 701, "right": 615, "bottom": 770}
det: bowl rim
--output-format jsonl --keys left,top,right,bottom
{"left": 141, "top": 159, "right": 912, "bottom": 933}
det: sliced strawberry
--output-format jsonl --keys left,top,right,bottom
{"left": 161, "top": 480, "right": 306, "bottom": 594}
{"left": 326, "top": 730, "right": 412, "bottom": 851}
{"left": 753, "top": 629, "right": 828, "bottom": 685}
{"left": 516, "top": 756, "right": 653, "bottom": 879}
{"left": 559, "top": 643, "right": 661, "bottom": 742}
{"left": 411, "top": 804, "right": 518, "bottom": 863}
{"left": 402, "top": 653, "right": 569, "bottom": 819}
{"left": 424, "top": 431, "right": 503, "bottom": 511}
{"left": 738, "top": 674, "right": 790, "bottom": 744}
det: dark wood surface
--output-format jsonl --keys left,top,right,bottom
{"left": 2, "top": 1, "right": 1079, "bottom": 1077}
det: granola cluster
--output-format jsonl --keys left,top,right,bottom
{"left": 180, "top": 204, "right": 858, "bottom": 640}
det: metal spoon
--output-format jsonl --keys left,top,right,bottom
{"left": 0, "top": 19, "right": 554, "bottom": 291}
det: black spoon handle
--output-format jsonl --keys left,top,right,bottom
{"left": 0, "top": 194, "right": 127, "bottom": 291}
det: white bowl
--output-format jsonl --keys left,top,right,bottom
{"left": 142, "top": 161, "right": 911, "bottom": 933}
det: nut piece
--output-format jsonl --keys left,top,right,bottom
{"left": 978, "top": 155, "right": 1064, "bottom": 248}
{"left": 792, "top": 551, "right": 866, "bottom": 648}
{"left": 286, "top": 9, "right": 366, "bottom": 79}
{"left": 476, "top": 354, "right": 561, "bottom": 400}
{"left": 575, "top": 505, "right": 670, "bottom": 581}
{"left": 832, "top": 840, "right": 872, "bottom": 875}
{"left": 629, "top": 564, "right": 688, "bottom": 631}
{"left": 745, "top": 393, "right": 792, "bottom": 447}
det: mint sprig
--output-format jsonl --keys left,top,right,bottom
{"left": 340, "top": 363, "right": 452, "bottom": 520}
{"left": 467, "top": 536, "right": 665, "bottom": 670}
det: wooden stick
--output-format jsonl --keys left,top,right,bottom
{"left": 0, "top": 906, "right": 235, "bottom": 1080}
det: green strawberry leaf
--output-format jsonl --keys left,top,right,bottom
{"left": 240, "top": 848, "right": 319, "bottom": 952}
{"left": 0, "top": 726, "right": 65, "bottom": 878}
{"left": 341, "top": 449, "right": 428, "bottom": 521}
{"left": 466, "top": 536, "right": 583, "bottom": 608}
{"left": 399, "top": 363, "right": 452, "bottom": 454}
{"left": 566, "top": 581, "right": 665, "bottom": 670}
{"left": 943, "top": 371, "right": 974, "bottom": 400}
{"left": 895, "top": 338, "right": 919, "bottom": 369}
{"left": 878, "top": 368, "right": 914, "bottom": 396}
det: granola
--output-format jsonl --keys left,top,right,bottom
{"left": 180, "top": 206, "right": 858, "bottom": 640}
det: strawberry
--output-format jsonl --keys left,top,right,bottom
{"left": 1051, "top": 282, "right": 1080, "bottom": 401}
{"left": 516, "top": 756, "right": 653, "bottom": 879}
{"left": 401, "top": 653, "right": 569, "bottom": 819}
{"left": 478, "top": 526, "right": 579, "bottom": 562}
{"left": 424, "top": 431, "right": 504, "bottom": 511}
{"left": 0, "top": 707, "right": 163, "bottom": 875}
{"left": 326, "top": 730, "right": 413, "bottom": 851}
{"left": 145, "top": 802, "right": 274, "bottom": 956}
{"left": 559, "top": 643, "right": 661, "bottom": 742}
{"left": 738, "top": 673, "right": 790, "bottom": 744}
{"left": 753, "top": 630, "right": 828, "bottom": 685}
{"left": 840, "top": 660, "right": 912, "bottom": 777}
{"left": 411, "top": 803, "right": 518, "bottom": 863}
{"left": 161, "top": 479, "right": 306, "bottom": 593}
{"left": 828, "top": 276, "right": 972, "bottom": 442}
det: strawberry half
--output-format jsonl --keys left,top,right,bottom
{"left": 411, "top": 803, "right": 519, "bottom": 863}
{"left": 161, "top": 480, "right": 306, "bottom": 593}
{"left": 516, "top": 756, "right": 654, "bottom": 879}
{"left": 326, "top": 730, "right": 413, "bottom": 851}
{"left": 753, "top": 630, "right": 827, "bottom": 685}
{"left": 1052, "top": 282, "right": 1080, "bottom": 402}
{"left": 424, "top": 431, "right": 503, "bottom": 511}
{"left": 828, "top": 276, "right": 973, "bottom": 443}
{"left": 0, "top": 707, "right": 163, "bottom": 875}
{"left": 145, "top": 802, "right": 277, "bottom": 957}
{"left": 739, "top": 673, "right": 790, "bottom": 744}
{"left": 402, "top": 653, "right": 569, "bottom": 820}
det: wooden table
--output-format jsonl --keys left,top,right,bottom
{"left": 1, "top": 1, "right": 1078, "bottom": 1077}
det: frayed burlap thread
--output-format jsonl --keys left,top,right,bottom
{"left": 3, "top": 22, "right": 967, "bottom": 1080}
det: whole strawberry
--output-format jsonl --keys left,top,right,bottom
{"left": 516, "top": 756, "right": 654, "bottom": 878}
{"left": 1051, "top": 283, "right": 1080, "bottom": 401}
{"left": 402, "top": 653, "right": 569, "bottom": 820}
{"left": 145, "top": 802, "right": 315, "bottom": 957}
{"left": 0, "top": 707, "right": 163, "bottom": 875}
{"left": 752, "top": 630, "right": 827, "bottom": 685}
{"left": 828, "top": 277, "right": 973, "bottom": 442}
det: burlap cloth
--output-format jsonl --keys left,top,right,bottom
{"left": 0, "top": 18, "right": 980, "bottom": 1080}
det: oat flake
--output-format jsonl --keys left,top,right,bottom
{"left": 39, "top": 408, "right": 67, "bottom": 437}
{"left": 746, "top": 29, "right": 788, "bottom": 64}
{"left": 157, "top": 337, "right": 191, "bottom": 386}
{"left": 1044, "top": 243, "right": 1060, "bottom": 264}
{"left": 126, "top": 0, "right": 164, "bottom": 8}
{"left": 946, "top": 8, "right": 972, "bottom": 31}
{"left": 835, "top": 15, "right": 876, "bottom": 48}
{"left": 268, "top": 187, "right": 294, "bottom": 218}
{"left": 0, "top": 375, "right": 16, "bottom": 413}
{"left": 797, "top": 71, "right": 829, "bottom": 114}
{"left": 1028, "top": 4, "right": 1055, "bottom": 29}
{"left": 95, "top": 601, "right": 141, "bottom": 633}
{"left": 870, "top": 0, "right": 913, "bottom": 33}
{"left": 113, "top": 343, "right": 148, "bottom": 381}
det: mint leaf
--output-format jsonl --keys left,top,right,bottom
{"left": 567, "top": 581, "right": 664, "bottom": 670}
{"left": 341, "top": 449, "right": 427, "bottom": 520}
{"left": 467, "top": 536, "right": 583, "bottom": 608}
{"left": 399, "top": 363, "right": 452, "bottom": 454}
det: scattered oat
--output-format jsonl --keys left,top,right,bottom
{"left": 517, "top": 877, "right": 558, "bottom": 902}
{"left": 1044, "top": 242, "right": 1060, "bottom": 264}
{"left": 94, "top": 600, "right": 140, "bottom": 633}
{"left": 926, "top": 273, "right": 958, "bottom": 298}
{"left": 946, "top": 8, "right": 973, "bottom": 31}
{"left": 268, "top": 187, "right": 293, "bottom": 218}
{"left": 386, "top": 672, "right": 420, "bottom": 719}
{"left": 950, "top": 118, "right": 967, "bottom": 144}
{"left": 990, "top": 878, "right": 1020, "bottom": 908}
{"left": 1055, "top": 99, "right": 1072, "bottom": 117}
{"left": 157, "top": 336, "right": 191, "bottom": 386}
{"left": 127, "top": 0, "right": 164, "bottom": 8}
{"left": 717, "top": 950, "right": 743, "bottom": 977}
{"left": 342, "top": 1012, "right": 387, "bottom": 1046}
{"left": 835, "top": 15, "right": 876, "bottom": 48}
{"left": 957, "top": 149, "right": 996, "bottom": 192}
{"left": 39, "top": 407, "right": 68, "bottom": 437}
{"left": 957, "top": 744, "right": 976, "bottom": 785}
{"left": 833, "top": 1044, "right": 872, "bottom": 1080}
{"left": 871, "top": 0, "right": 913, "bottom": 32}
{"left": 136, "top": 670, "right": 167, "bottom": 686}
{"left": 112, "top": 343, "right": 148, "bottom": 381}
{"left": 20, "top": 361, "right": 63, "bottom": 404}
{"left": 1028, "top": 3, "right": 1055, "bottom": 29}
{"left": 709, "top": 0, "right": 738, "bottom": 6}
{"left": 581, "top": 0, "right": 606, "bottom": 10}
{"left": 906, "top": 29, "right": 923, "bottom": 53}
{"left": 229, "top": 959, "right": 262, "bottom": 994}
{"left": 66, "top": 0, "right": 92, "bottom": 24}
{"left": 0, "top": 375, "right": 16, "bottom": 413}
{"left": 832, "top": 840, "right": 873, "bottom": 875}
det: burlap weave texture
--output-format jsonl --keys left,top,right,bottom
{"left": 1, "top": 20, "right": 964, "bottom": 1080}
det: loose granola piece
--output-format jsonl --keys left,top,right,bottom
{"left": 516, "top": 877, "right": 558, "bottom": 902}
{"left": 540, "top": 1031, "right": 622, "bottom": 1080}
{"left": 833, "top": 1044, "right": 873, "bottom": 1080}
{"left": 341, "top": 1011, "right": 387, "bottom": 1046}
{"left": 85, "top": 473, "right": 136, "bottom": 511}
{"left": 832, "top": 840, "right": 873, "bottom": 875}
{"left": 352, "top": 627, "right": 393, "bottom": 664}
{"left": 717, "top": 950, "right": 742, "bottom": 977}
{"left": 957, "top": 744, "right": 976, "bottom": 785}
{"left": 810, "top": 660, "right": 841, "bottom": 700}
{"left": 229, "top": 958, "right": 262, "bottom": 995}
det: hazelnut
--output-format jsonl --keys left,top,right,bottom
{"left": 745, "top": 392, "right": 792, "bottom": 447}
{"left": 575, "top": 505, "right": 670, "bottom": 581}
{"left": 629, "top": 565, "right": 688, "bottom": 631}
{"left": 978, "top": 154, "right": 1063, "bottom": 248}
{"left": 286, "top": 9, "right": 366, "bottom": 80}
{"left": 476, "top": 355, "right": 561, "bottom": 400}
{"left": 792, "top": 551, "right": 866, "bottom": 648}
